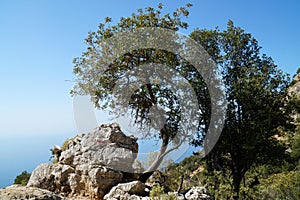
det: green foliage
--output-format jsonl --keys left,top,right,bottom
{"left": 289, "top": 90, "right": 300, "bottom": 165}
{"left": 61, "top": 137, "right": 74, "bottom": 152}
{"left": 289, "top": 97, "right": 300, "bottom": 115}
{"left": 190, "top": 20, "right": 291, "bottom": 198}
{"left": 14, "top": 171, "right": 31, "bottom": 186}
{"left": 71, "top": 3, "right": 214, "bottom": 177}
{"left": 291, "top": 131, "right": 300, "bottom": 161}
{"left": 164, "top": 152, "right": 203, "bottom": 191}
{"left": 160, "top": 138, "right": 300, "bottom": 199}
{"left": 71, "top": 2, "right": 297, "bottom": 197}
{"left": 256, "top": 169, "right": 300, "bottom": 199}
{"left": 72, "top": 3, "right": 193, "bottom": 110}
{"left": 150, "top": 184, "right": 164, "bottom": 198}
{"left": 150, "top": 184, "right": 177, "bottom": 200}
{"left": 164, "top": 153, "right": 300, "bottom": 199}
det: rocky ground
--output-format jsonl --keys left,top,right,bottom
{"left": 0, "top": 185, "right": 72, "bottom": 200}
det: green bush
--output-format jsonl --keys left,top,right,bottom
{"left": 150, "top": 185, "right": 177, "bottom": 200}
{"left": 164, "top": 152, "right": 204, "bottom": 191}
{"left": 14, "top": 170, "right": 31, "bottom": 186}
{"left": 257, "top": 170, "right": 300, "bottom": 199}
{"left": 61, "top": 137, "right": 74, "bottom": 152}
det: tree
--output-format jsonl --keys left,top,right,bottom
{"left": 71, "top": 3, "right": 217, "bottom": 182}
{"left": 190, "top": 21, "right": 291, "bottom": 199}
{"left": 14, "top": 170, "right": 31, "bottom": 186}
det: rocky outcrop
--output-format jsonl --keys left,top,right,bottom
{"left": 3, "top": 123, "right": 213, "bottom": 200}
{"left": 59, "top": 123, "right": 138, "bottom": 172}
{"left": 27, "top": 123, "right": 138, "bottom": 199}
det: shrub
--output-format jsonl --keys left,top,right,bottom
{"left": 150, "top": 185, "right": 177, "bottom": 200}
{"left": 61, "top": 137, "right": 74, "bottom": 152}
{"left": 14, "top": 170, "right": 31, "bottom": 186}
{"left": 257, "top": 170, "right": 300, "bottom": 199}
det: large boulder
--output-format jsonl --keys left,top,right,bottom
{"left": 59, "top": 123, "right": 138, "bottom": 172}
{"left": 27, "top": 123, "right": 138, "bottom": 199}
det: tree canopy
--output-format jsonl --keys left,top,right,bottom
{"left": 190, "top": 21, "right": 292, "bottom": 199}
{"left": 71, "top": 3, "right": 219, "bottom": 181}
{"left": 72, "top": 3, "right": 293, "bottom": 198}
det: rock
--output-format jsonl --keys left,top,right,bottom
{"left": 185, "top": 186, "right": 212, "bottom": 200}
{"left": 0, "top": 185, "right": 66, "bottom": 200}
{"left": 104, "top": 181, "right": 150, "bottom": 200}
{"left": 168, "top": 192, "right": 185, "bottom": 200}
{"left": 28, "top": 158, "right": 123, "bottom": 199}
{"left": 27, "top": 123, "right": 139, "bottom": 199}
{"left": 27, "top": 163, "right": 75, "bottom": 192}
{"left": 132, "top": 159, "right": 145, "bottom": 174}
{"left": 59, "top": 123, "right": 138, "bottom": 172}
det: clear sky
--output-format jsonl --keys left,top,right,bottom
{"left": 0, "top": 0, "right": 299, "bottom": 187}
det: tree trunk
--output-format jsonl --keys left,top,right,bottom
{"left": 177, "top": 175, "right": 184, "bottom": 193}
{"left": 138, "top": 129, "right": 169, "bottom": 183}
{"left": 233, "top": 172, "right": 243, "bottom": 200}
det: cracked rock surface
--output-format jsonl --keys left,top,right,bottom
{"left": 26, "top": 123, "right": 138, "bottom": 199}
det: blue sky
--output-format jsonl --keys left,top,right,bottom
{"left": 0, "top": 0, "right": 299, "bottom": 187}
